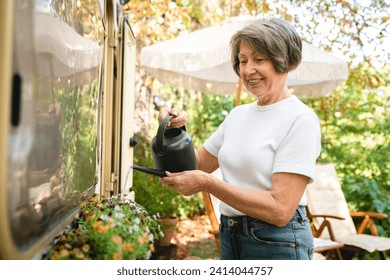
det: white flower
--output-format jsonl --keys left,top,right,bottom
{"left": 133, "top": 225, "right": 140, "bottom": 232}
{"left": 134, "top": 218, "right": 140, "bottom": 224}
{"left": 114, "top": 212, "right": 125, "bottom": 219}
{"left": 100, "top": 214, "right": 110, "bottom": 221}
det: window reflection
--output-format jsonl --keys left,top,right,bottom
{"left": 9, "top": 0, "right": 102, "bottom": 249}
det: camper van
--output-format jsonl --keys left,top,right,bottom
{"left": 0, "top": 0, "right": 136, "bottom": 259}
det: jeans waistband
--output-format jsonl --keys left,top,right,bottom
{"left": 220, "top": 205, "right": 306, "bottom": 229}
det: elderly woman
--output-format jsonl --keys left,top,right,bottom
{"left": 159, "top": 17, "right": 321, "bottom": 260}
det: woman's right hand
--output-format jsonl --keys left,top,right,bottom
{"left": 158, "top": 108, "right": 188, "bottom": 128}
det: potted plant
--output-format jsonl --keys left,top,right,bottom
{"left": 47, "top": 192, "right": 163, "bottom": 260}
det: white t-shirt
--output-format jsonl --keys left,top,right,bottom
{"left": 203, "top": 95, "right": 321, "bottom": 216}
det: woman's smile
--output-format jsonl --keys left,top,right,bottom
{"left": 247, "top": 78, "right": 264, "bottom": 85}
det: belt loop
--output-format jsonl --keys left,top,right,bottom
{"left": 220, "top": 215, "right": 224, "bottom": 233}
{"left": 296, "top": 206, "right": 305, "bottom": 225}
{"left": 243, "top": 216, "right": 249, "bottom": 236}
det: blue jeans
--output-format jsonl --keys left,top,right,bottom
{"left": 219, "top": 206, "right": 314, "bottom": 260}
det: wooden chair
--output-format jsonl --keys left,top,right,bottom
{"left": 306, "top": 163, "right": 390, "bottom": 259}
{"left": 202, "top": 191, "right": 220, "bottom": 255}
{"left": 306, "top": 206, "right": 344, "bottom": 259}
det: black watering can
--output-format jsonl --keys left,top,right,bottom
{"left": 132, "top": 115, "right": 197, "bottom": 177}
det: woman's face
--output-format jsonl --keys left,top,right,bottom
{"left": 238, "top": 41, "right": 288, "bottom": 105}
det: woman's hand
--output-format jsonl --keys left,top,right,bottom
{"left": 159, "top": 170, "right": 210, "bottom": 196}
{"left": 158, "top": 108, "right": 188, "bottom": 128}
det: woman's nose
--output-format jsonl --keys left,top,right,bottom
{"left": 244, "top": 64, "right": 256, "bottom": 75}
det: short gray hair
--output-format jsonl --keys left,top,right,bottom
{"left": 230, "top": 18, "right": 302, "bottom": 76}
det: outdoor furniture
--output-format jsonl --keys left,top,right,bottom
{"left": 202, "top": 190, "right": 221, "bottom": 255}
{"left": 306, "top": 163, "right": 390, "bottom": 259}
{"left": 311, "top": 223, "right": 344, "bottom": 259}
{"left": 313, "top": 238, "right": 344, "bottom": 259}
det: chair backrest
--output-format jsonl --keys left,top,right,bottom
{"left": 306, "top": 163, "right": 357, "bottom": 240}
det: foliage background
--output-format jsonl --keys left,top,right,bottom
{"left": 122, "top": 0, "right": 390, "bottom": 252}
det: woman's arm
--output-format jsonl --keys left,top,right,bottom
{"left": 161, "top": 170, "right": 308, "bottom": 227}
{"left": 196, "top": 147, "right": 219, "bottom": 174}
{"left": 204, "top": 172, "right": 309, "bottom": 227}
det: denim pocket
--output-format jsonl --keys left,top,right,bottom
{"left": 249, "top": 222, "right": 297, "bottom": 248}
{"left": 292, "top": 218, "right": 313, "bottom": 243}
{"left": 245, "top": 222, "right": 298, "bottom": 259}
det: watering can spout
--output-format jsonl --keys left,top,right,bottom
{"left": 131, "top": 165, "right": 166, "bottom": 177}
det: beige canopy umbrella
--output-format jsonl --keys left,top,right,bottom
{"left": 140, "top": 15, "right": 349, "bottom": 100}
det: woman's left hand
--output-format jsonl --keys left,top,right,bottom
{"left": 160, "top": 170, "right": 210, "bottom": 196}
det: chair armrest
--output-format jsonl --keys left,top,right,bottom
{"left": 350, "top": 211, "right": 388, "bottom": 235}
{"left": 350, "top": 211, "right": 388, "bottom": 219}
{"left": 305, "top": 209, "right": 345, "bottom": 240}
{"left": 309, "top": 213, "right": 345, "bottom": 220}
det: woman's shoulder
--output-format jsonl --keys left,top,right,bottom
{"left": 290, "top": 96, "right": 318, "bottom": 116}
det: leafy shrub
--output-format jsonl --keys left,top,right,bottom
{"left": 187, "top": 94, "right": 236, "bottom": 148}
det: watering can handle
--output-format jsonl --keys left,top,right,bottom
{"left": 156, "top": 115, "right": 186, "bottom": 156}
